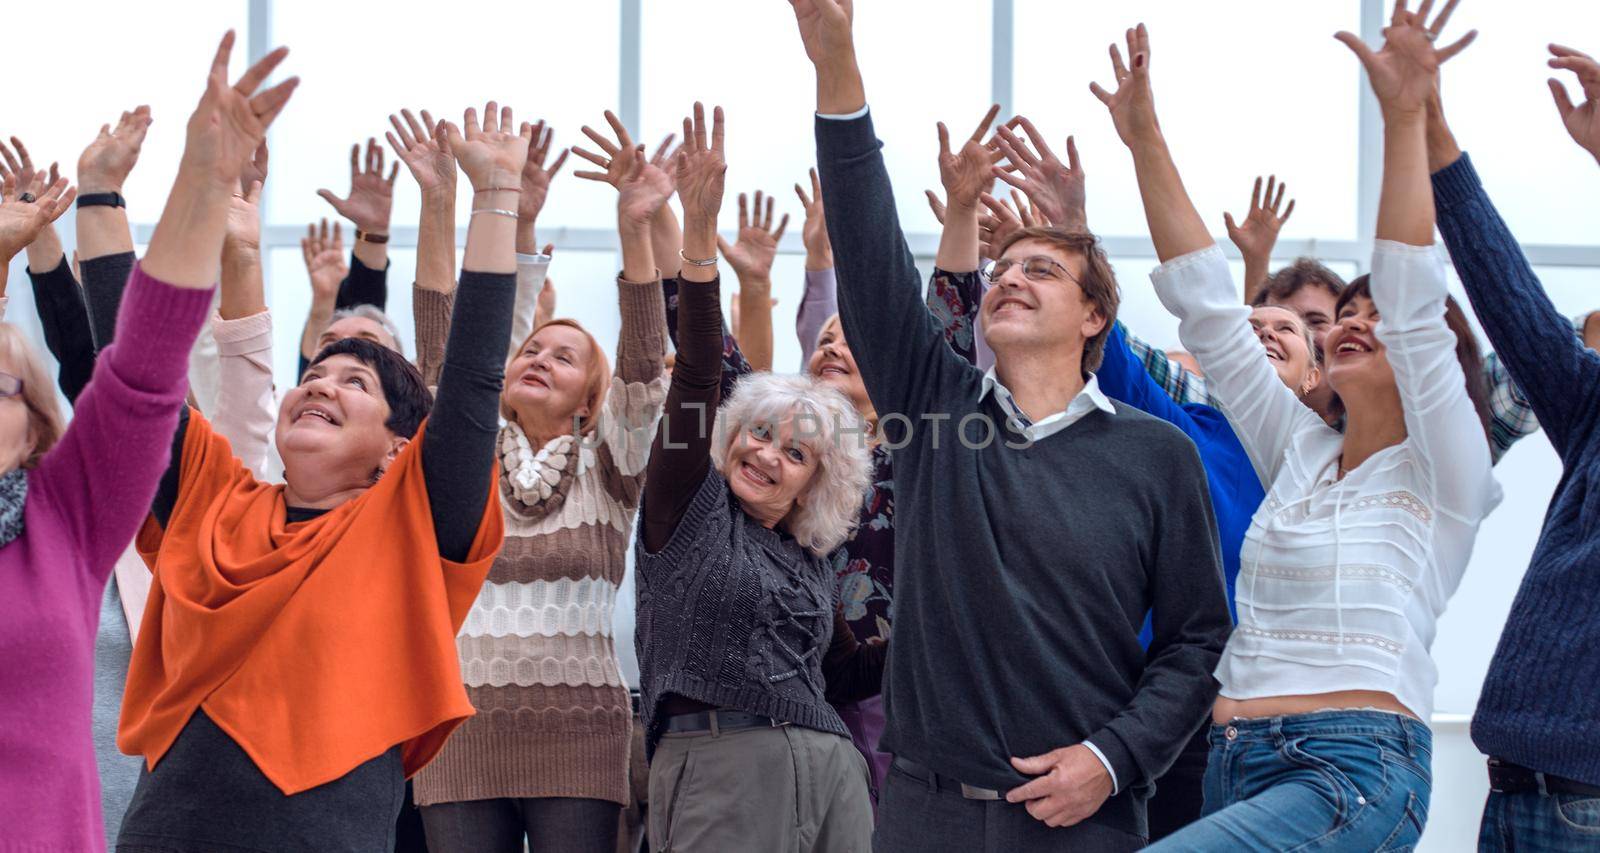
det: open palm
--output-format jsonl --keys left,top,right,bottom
{"left": 1336, "top": 1, "right": 1475, "bottom": 115}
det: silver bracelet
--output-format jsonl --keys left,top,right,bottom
{"left": 471, "top": 208, "right": 519, "bottom": 219}
{"left": 679, "top": 249, "right": 718, "bottom": 267}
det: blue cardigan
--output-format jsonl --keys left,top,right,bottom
{"left": 1099, "top": 323, "right": 1259, "bottom": 645}
{"left": 1435, "top": 153, "right": 1600, "bottom": 786}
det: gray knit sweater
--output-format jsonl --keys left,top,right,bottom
{"left": 634, "top": 467, "right": 850, "bottom": 760}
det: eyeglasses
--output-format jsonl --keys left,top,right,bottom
{"left": 982, "top": 255, "right": 1079, "bottom": 286}
{"left": 0, "top": 373, "right": 22, "bottom": 399}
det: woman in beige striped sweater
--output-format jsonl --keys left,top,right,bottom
{"left": 410, "top": 114, "right": 672, "bottom": 853}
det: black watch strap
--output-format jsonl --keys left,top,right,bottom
{"left": 76, "top": 191, "right": 126, "bottom": 209}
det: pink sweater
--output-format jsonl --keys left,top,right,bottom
{"left": 0, "top": 266, "right": 213, "bottom": 853}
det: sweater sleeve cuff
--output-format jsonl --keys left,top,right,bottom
{"left": 814, "top": 110, "right": 881, "bottom": 162}
{"left": 109, "top": 264, "right": 218, "bottom": 391}
{"left": 1370, "top": 240, "right": 1446, "bottom": 330}
{"left": 1084, "top": 730, "right": 1138, "bottom": 796}
{"left": 211, "top": 309, "right": 273, "bottom": 355}
{"left": 1149, "top": 244, "right": 1232, "bottom": 319}
{"left": 1430, "top": 151, "right": 1483, "bottom": 209}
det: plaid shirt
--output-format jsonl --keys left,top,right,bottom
{"left": 1119, "top": 318, "right": 1588, "bottom": 465}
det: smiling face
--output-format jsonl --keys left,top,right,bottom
{"left": 276, "top": 353, "right": 407, "bottom": 484}
{"left": 503, "top": 322, "right": 599, "bottom": 437}
{"left": 1250, "top": 306, "right": 1321, "bottom": 396}
{"left": 1265, "top": 285, "right": 1339, "bottom": 353}
{"left": 317, "top": 315, "right": 397, "bottom": 357}
{"left": 1324, "top": 293, "right": 1395, "bottom": 398}
{"left": 725, "top": 415, "right": 821, "bottom": 529}
{"left": 980, "top": 239, "right": 1107, "bottom": 363}
{"left": 807, "top": 316, "right": 871, "bottom": 416}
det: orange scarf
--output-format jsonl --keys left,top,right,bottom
{"left": 117, "top": 410, "right": 503, "bottom": 794}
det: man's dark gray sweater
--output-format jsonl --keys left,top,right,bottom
{"left": 816, "top": 111, "right": 1231, "bottom": 838}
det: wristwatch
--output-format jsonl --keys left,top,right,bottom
{"left": 355, "top": 229, "right": 390, "bottom": 245}
{"left": 76, "top": 191, "right": 126, "bottom": 209}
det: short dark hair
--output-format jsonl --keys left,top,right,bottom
{"left": 308, "top": 337, "right": 431, "bottom": 439}
{"left": 993, "top": 226, "right": 1121, "bottom": 375}
{"left": 1252, "top": 257, "right": 1347, "bottom": 307}
{"left": 1334, "top": 275, "right": 1491, "bottom": 445}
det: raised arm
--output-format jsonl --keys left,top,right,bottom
{"left": 1548, "top": 43, "right": 1600, "bottom": 167}
{"left": 641, "top": 103, "right": 727, "bottom": 553}
{"left": 0, "top": 173, "right": 76, "bottom": 313}
{"left": 422, "top": 103, "right": 526, "bottom": 562}
{"left": 1223, "top": 175, "right": 1294, "bottom": 303}
{"left": 719, "top": 190, "right": 787, "bottom": 371}
{"left": 318, "top": 137, "right": 395, "bottom": 302}
{"left": 297, "top": 218, "right": 346, "bottom": 364}
{"left": 40, "top": 31, "right": 293, "bottom": 569}
{"left": 74, "top": 107, "right": 150, "bottom": 342}
{"left": 793, "top": 167, "right": 838, "bottom": 366}
{"left": 1423, "top": 36, "right": 1599, "bottom": 457}
{"left": 792, "top": 0, "right": 973, "bottom": 423}
{"left": 0, "top": 142, "right": 93, "bottom": 400}
{"left": 932, "top": 104, "right": 1003, "bottom": 274}
{"left": 1340, "top": 0, "right": 1495, "bottom": 509}
{"left": 387, "top": 107, "right": 458, "bottom": 387}
{"left": 505, "top": 120, "right": 565, "bottom": 360}
{"left": 212, "top": 153, "right": 276, "bottom": 477}
{"left": 1101, "top": 24, "right": 1321, "bottom": 483}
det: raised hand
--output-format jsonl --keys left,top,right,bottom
{"left": 386, "top": 108, "right": 456, "bottom": 195}
{"left": 318, "top": 137, "right": 398, "bottom": 234}
{"left": 978, "top": 191, "right": 1033, "bottom": 260}
{"left": 0, "top": 173, "right": 75, "bottom": 263}
{"left": 0, "top": 138, "right": 53, "bottom": 205}
{"left": 76, "top": 107, "right": 154, "bottom": 194}
{"left": 572, "top": 110, "right": 639, "bottom": 189}
{"left": 675, "top": 103, "right": 727, "bottom": 228}
{"left": 443, "top": 101, "right": 533, "bottom": 192}
{"left": 616, "top": 142, "right": 676, "bottom": 230}
{"left": 1549, "top": 44, "right": 1600, "bottom": 162}
{"left": 535, "top": 273, "right": 557, "bottom": 328}
{"left": 1224, "top": 175, "right": 1294, "bottom": 263}
{"left": 179, "top": 31, "right": 296, "bottom": 191}
{"left": 1090, "top": 24, "right": 1163, "bottom": 147}
{"left": 718, "top": 191, "right": 790, "bottom": 280}
{"left": 938, "top": 104, "right": 1004, "bottom": 211}
{"left": 993, "top": 117, "right": 1086, "bottom": 230}
{"left": 519, "top": 120, "right": 569, "bottom": 223}
{"left": 1336, "top": 0, "right": 1476, "bottom": 116}
{"left": 301, "top": 218, "right": 347, "bottom": 302}
{"left": 794, "top": 167, "right": 832, "bottom": 270}
{"left": 225, "top": 176, "right": 265, "bottom": 254}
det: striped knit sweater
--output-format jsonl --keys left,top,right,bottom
{"left": 414, "top": 274, "right": 667, "bottom": 806}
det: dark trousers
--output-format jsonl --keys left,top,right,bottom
{"left": 420, "top": 797, "right": 620, "bottom": 853}
{"left": 874, "top": 760, "right": 1145, "bottom": 853}
{"left": 1147, "top": 726, "right": 1209, "bottom": 841}
{"left": 1479, "top": 789, "right": 1600, "bottom": 851}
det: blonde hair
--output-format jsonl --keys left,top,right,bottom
{"left": 501, "top": 318, "right": 612, "bottom": 437}
{"left": 812, "top": 313, "right": 879, "bottom": 436}
{"left": 710, "top": 372, "right": 873, "bottom": 556}
{"left": 0, "top": 324, "right": 64, "bottom": 469}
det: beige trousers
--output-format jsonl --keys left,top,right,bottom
{"left": 647, "top": 722, "right": 873, "bottom": 853}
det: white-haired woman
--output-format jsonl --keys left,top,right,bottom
{"left": 635, "top": 104, "right": 880, "bottom": 853}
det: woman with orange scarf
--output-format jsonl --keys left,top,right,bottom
{"left": 110, "top": 91, "right": 530, "bottom": 853}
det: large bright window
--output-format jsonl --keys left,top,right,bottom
{"left": 1013, "top": 0, "right": 1361, "bottom": 241}
{"left": 268, "top": 0, "right": 620, "bottom": 230}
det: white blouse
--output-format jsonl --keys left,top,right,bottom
{"left": 1151, "top": 241, "right": 1501, "bottom": 721}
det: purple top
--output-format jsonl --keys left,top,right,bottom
{"left": 796, "top": 267, "right": 839, "bottom": 370}
{"left": 0, "top": 265, "right": 213, "bottom": 853}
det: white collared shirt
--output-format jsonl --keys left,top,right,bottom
{"left": 979, "top": 369, "right": 1116, "bottom": 442}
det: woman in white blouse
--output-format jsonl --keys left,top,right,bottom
{"left": 1092, "top": 7, "right": 1500, "bottom": 851}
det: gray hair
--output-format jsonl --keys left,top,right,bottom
{"left": 328, "top": 304, "right": 405, "bottom": 358}
{"left": 710, "top": 372, "right": 873, "bottom": 556}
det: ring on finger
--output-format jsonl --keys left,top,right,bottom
{"left": 18, "top": 192, "right": 36, "bottom": 203}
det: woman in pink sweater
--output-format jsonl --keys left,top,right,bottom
{"left": 0, "top": 32, "right": 296, "bottom": 853}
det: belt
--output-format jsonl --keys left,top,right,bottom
{"left": 1488, "top": 757, "right": 1600, "bottom": 797}
{"left": 892, "top": 757, "right": 1003, "bottom": 801}
{"left": 662, "top": 709, "right": 789, "bottom": 735}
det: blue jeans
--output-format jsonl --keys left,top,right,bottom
{"left": 1478, "top": 789, "right": 1600, "bottom": 851}
{"left": 1147, "top": 710, "right": 1433, "bottom": 852}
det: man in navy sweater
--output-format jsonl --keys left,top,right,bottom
{"left": 787, "top": 2, "right": 1231, "bottom": 850}
{"left": 1427, "top": 40, "right": 1600, "bottom": 852}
